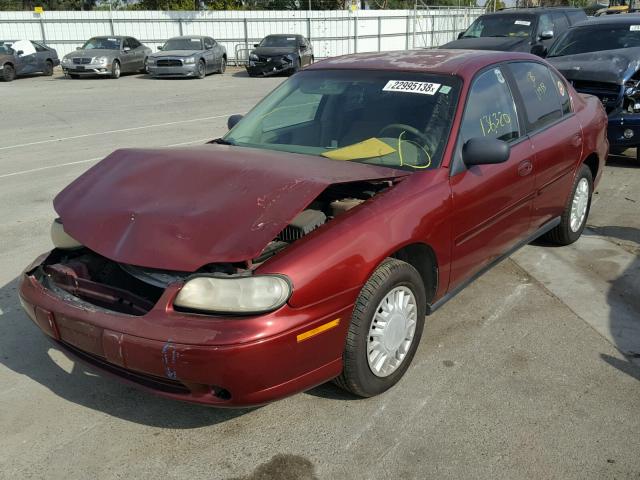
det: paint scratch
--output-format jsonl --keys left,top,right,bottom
{"left": 161, "top": 340, "right": 179, "bottom": 380}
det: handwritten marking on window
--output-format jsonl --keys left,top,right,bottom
{"left": 480, "top": 111, "right": 512, "bottom": 137}
{"left": 527, "top": 71, "right": 547, "bottom": 100}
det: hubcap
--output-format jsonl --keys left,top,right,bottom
{"left": 367, "top": 286, "right": 417, "bottom": 377}
{"left": 570, "top": 177, "right": 589, "bottom": 232}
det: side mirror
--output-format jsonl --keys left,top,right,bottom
{"left": 76, "top": 46, "right": 82, "bottom": 50}
{"left": 254, "top": 43, "right": 260, "bottom": 48}
{"left": 16, "top": 50, "right": 24, "bottom": 56}
{"left": 123, "top": 47, "right": 131, "bottom": 52}
{"left": 530, "top": 43, "right": 547, "bottom": 57}
{"left": 539, "top": 30, "right": 554, "bottom": 40}
{"left": 227, "top": 114, "right": 243, "bottom": 130}
{"left": 462, "top": 138, "right": 510, "bottom": 167}
{"left": 457, "top": 31, "right": 465, "bottom": 39}
{"left": 157, "top": 46, "right": 163, "bottom": 51}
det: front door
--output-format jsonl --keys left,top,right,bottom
{"left": 448, "top": 66, "right": 535, "bottom": 291}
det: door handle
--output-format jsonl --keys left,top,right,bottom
{"left": 517, "top": 159, "right": 533, "bottom": 177}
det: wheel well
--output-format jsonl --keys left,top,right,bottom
{"left": 3, "top": 61, "right": 14, "bottom": 68}
{"left": 583, "top": 153, "right": 599, "bottom": 180}
{"left": 222, "top": 53, "right": 227, "bottom": 60}
{"left": 45, "top": 58, "right": 53, "bottom": 63}
{"left": 390, "top": 243, "right": 438, "bottom": 304}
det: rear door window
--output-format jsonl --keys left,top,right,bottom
{"left": 507, "top": 62, "right": 563, "bottom": 131}
{"left": 460, "top": 67, "right": 520, "bottom": 144}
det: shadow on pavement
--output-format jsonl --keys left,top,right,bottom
{"left": 0, "top": 276, "right": 254, "bottom": 428}
{"left": 602, "top": 225, "right": 640, "bottom": 381}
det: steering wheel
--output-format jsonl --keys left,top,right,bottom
{"left": 378, "top": 124, "right": 430, "bottom": 145}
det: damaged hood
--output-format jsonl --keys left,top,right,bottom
{"left": 440, "top": 36, "right": 530, "bottom": 52}
{"left": 548, "top": 47, "right": 640, "bottom": 85}
{"left": 54, "top": 145, "right": 408, "bottom": 271}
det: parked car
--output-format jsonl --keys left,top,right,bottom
{"left": 19, "top": 50, "right": 607, "bottom": 407}
{"left": 0, "top": 40, "right": 59, "bottom": 82}
{"left": 547, "top": 16, "right": 640, "bottom": 160}
{"left": 61, "top": 36, "right": 151, "bottom": 79}
{"left": 440, "top": 7, "right": 587, "bottom": 57}
{"left": 246, "top": 34, "right": 313, "bottom": 77}
{"left": 146, "top": 36, "right": 226, "bottom": 79}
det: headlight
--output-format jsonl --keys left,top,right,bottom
{"left": 174, "top": 275, "right": 291, "bottom": 314}
{"left": 94, "top": 56, "right": 108, "bottom": 66}
{"left": 146, "top": 57, "right": 155, "bottom": 65}
{"left": 62, "top": 57, "right": 73, "bottom": 65}
{"left": 50, "top": 218, "right": 82, "bottom": 250}
{"left": 249, "top": 53, "right": 259, "bottom": 61}
{"left": 183, "top": 57, "right": 196, "bottom": 64}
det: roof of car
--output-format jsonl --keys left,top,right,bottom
{"left": 572, "top": 14, "right": 640, "bottom": 27}
{"left": 93, "top": 35, "right": 126, "bottom": 39}
{"left": 308, "top": 49, "right": 539, "bottom": 78}
{"left": 488, "top": 7, "right": 583, "bottom": 15}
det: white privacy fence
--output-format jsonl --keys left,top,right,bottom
{"left": 0, "top": 8, "right": 483, "bottom": 62}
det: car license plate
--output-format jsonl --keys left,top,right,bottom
{"left": 76, "top": 66, "right": 85, "bottom": 70}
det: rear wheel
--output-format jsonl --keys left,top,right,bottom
{"left": 334, "top": 258, "right": 426, "bottom": 397}
{"left": 544, "top": 164, "right": 593, "bottom": 245}
{"left": 217, "top": 57, "right": 226, "bottom": 74}
{"left": 197, "top": 59, "right": 206, "bottom": 79}
{"left": 110, "top": 60, "right": 121, "bottom": 79}
{"left": 43, "top": 59, "right": 54, "bottom": 76}
{"left": 2, "top": 64, "right": 15, "bottom": 82}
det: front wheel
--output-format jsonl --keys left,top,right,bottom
{"left": 544, "top": 164, "right": 593, "bottom": 245}
{"left": 196, "top": 60, "right": 206, "bottom": 79}
{"left": 217, "top": 57, "right": 226, "bottom": 74}
{"left": 2, "top": 64, "right": 15, "bottom": 82}
{"left": 334, "top": 258, "right": 426, "bottom": 397}
{"left": 110, "top": 60, "right": 121, "bottom": 79}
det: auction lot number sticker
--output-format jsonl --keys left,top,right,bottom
{"left": 383, "top": 80, "right": 441, "bottom": 95}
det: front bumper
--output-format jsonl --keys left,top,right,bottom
{"left": 62, "top": 64, "right": 111, "bottom": 76}
{"left": 19, "top": 252, "right": 352, "bottom": 407}
{"left": 246, "top": 59, "right": 294, "bottom": 77}
{"left": 607, "top": 111, "right": 640, "bottom": 148}
{"left": 148, "top": 65, "right": 199, "bottom": 78}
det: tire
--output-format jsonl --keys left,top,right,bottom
{"left": 110, "top": 60, "right": 121, "bottom": 79}
{"left": 636, "top": 147, "right": 640, "bottom": 162}
{"left": 2, "top": 63, "right": 15, "bottom": 82}
{"left": 69, "top": 74, "right": 79, "bottom": 79}
{"left": 217, "top": 57, "right": 226, "bottom": 74}
{"left": 197, "top": 59, "right": 206, "bottom": 79}
{"left": 140, "top": 58, "right": 148, "bottom": 74}
{"left": 544, "top": 164, "right": 593, "bottom": 245}
{"left": 334, "top": 258, "right": 426, "bottom": 397}
{"left": 43, "top": 59, "right": 54, "bottom": 76}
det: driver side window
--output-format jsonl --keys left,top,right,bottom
{"left": 460, "top": 67, "right": 520, "bottom": 144}
{"left": 204, "top": 38, "right": 214, "bottom": 49}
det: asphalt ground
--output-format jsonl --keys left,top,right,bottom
{"left": 0, "top": 67, "right": 639, "bottom": 480}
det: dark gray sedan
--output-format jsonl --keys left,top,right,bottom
{"left": 0, "top": 40, "right": 59, "bottom": 82}
{"left": 61, "top": 36, "right": 151, "bottom": 79}
{"left": 147, "top": 36, "right": 227, "bottom": 79}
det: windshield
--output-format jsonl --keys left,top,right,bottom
{"left": 163, "top": 38, "right": 203, "bottom": 51}
{"left": 81, "top": 37, "right": 121, "bottom": 50}
{"left": 548, "top": 25, "right": 640, "bottom": 56}
{"left": 463, "top": 15, "right": 535, "bottom": 38}
{"left": 259, "top": 36, "right": 298, "bottom": 47}
{"left": 224, "top": 70, "right": 461, "bottom": 171}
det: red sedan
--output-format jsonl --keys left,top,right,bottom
{"left": 19, "top": 50, "right": 608, "bottom": 406}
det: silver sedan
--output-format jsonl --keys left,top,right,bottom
{"left": 147, "top": 36, "right": 227, "bottom": 79}
{"left": 61, "top": 36, "right": 152, "bottom": 79}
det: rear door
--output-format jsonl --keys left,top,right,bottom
{"left": 448, "top": 66, "right": 535, "bottom": 291}
{"left": 505, "top": 61, "right": 582, "bottom": 230}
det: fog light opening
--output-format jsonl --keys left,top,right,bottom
{"left": 212, "top": 386, "right": 232, "bottom": 401}
{"left": 624, "top": 128, "right": 635, "bottom": 139}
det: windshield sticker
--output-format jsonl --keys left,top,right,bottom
{"left": 439, "top": 85, "right": 452, "bottom": 94}
{"left": 631, "top": 25, "right": 640, "bottom": 31}
{"left": 514, "top": 20, "right": 531, "bottom": 26}
{"left": 557, "top": 80, "right": 566, "bottom": 97}
{"left": 108, "top": 38, "right": 117, "bottom": 42}
{"left": 480, "top": 112, "right": 512, "bottom": 137}
{"left": 383, "top": 80, "right": 441, "bottom": 95}
{"left": 287, "top": 37, "right": 296, "bottom": 40}
{"left": 494, "top": 68, "right": 505, "bottom": 84}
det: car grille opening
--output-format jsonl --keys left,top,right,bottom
{"left": 571, "top": 80, "right": 622, "bottom": 113}
{"left": 59, "top": 340, "right": 191, "bottom": 395}
{"left": 157, "top": 59, "right": 183, "bottom": 67}
{"left": 73, "top": 58, "right": 92, "bottom": 65}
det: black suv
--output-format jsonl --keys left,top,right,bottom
{"left": 440, "top": 7, "right": 587, "bottom": 57}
